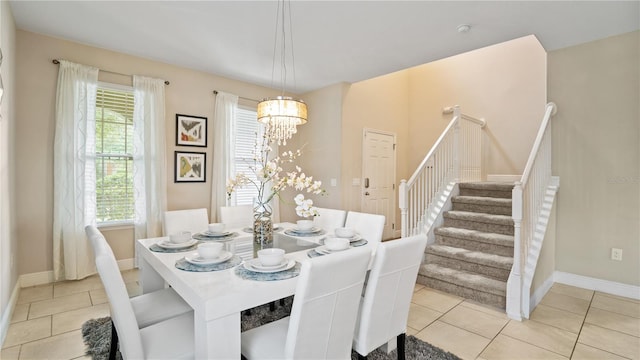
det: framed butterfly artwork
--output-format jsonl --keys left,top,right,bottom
{"left": 176, "top": 114, "right": 207, "bottom": 147}
{"left": 175, "top": 151, "right": 206, "bottom": 183}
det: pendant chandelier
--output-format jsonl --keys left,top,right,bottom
{"left": 257, "top": 0, "right": 307, "bottom": 145}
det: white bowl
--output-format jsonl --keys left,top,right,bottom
{"left": 169, "top": 231, "right": 192, "bottom": 244}
{"left": 296, "top": 220, "right": 313, "bottom": 231}
{"left": 208, "top": 223, "right": 225, "bottom": 233}
{"left": 324, "top": 237, "right": 350, "bottom": 251}
{"left": 198, "top": 243, "right": 223, "bottom": 259}
{"left": 257, "top": 248, "right": 285, "bottom": 266}
{"left": 334, "top": 227, "right": 356, "bottom": 238}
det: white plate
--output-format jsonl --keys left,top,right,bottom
{"left": 292, "top": 227, "right": 321, "bottom": 234}
{"left": 247, "top": 258, "right": 289, "bottom": 271}
{"left": 202, "top": 230, "right": 232, "bottom": 237}
{"left": 331, "top": 234, "right": 362, "bottom": 243}
{"left": 185, "top": 251, "right": 233, "bottom": 265}
{"left": 314, "top": 245, "right": 351, "bottom": 255}
{"left": 244, "top": 259, "right": 296, "bottom": 273}
{"left": 157, "top": 238, "right": 198, "bottom": 249}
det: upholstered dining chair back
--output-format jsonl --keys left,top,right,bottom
{"left": 345, "top": 211, "right": 386, "bottom": 247}
{"left": 241, "top": 246, "right": 371, "bottom": 360}
{"left": 163, "top": 208, "right": 209, "bottom": 236}
{"left": 87, "top": 226, "right": 146, "bottom": 358}
{"left": 86, "top": 225, "right": 195, "bottom": 359}
{"left": 312, "top": 207, "right": 347, "bottom": 233}
{"left": 219, "top": 205, "right": 253, "bottom": 229}
{"left": 352, "top": 234, "right": 428, "bottom": 359}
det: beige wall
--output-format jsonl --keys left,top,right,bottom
{"left": 15, "top": 31, "right": 280, "bottom": 274}
{"left": 279, "top": 83, "right": 348, "bottom": 222}
{"left": 0, "top": 0, "right": 17, "bottom": 317}
{"left": 407, "top": 35, "right": 547, "bottom": 176}
{"left": 550, "top": 31, "right": 640, "bottom": 286}
{"left": 341, "top": 70, "right": 410, "bottom": 233}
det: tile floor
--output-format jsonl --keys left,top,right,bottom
{"left": 2, "top": 270, "right": 639, "bottom": 360}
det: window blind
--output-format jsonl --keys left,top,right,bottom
{"left": 234, "top": 108, "right": 262, "bottom": 206}
{"left": 95, "top": 86, "right": 135, "bottom": 223}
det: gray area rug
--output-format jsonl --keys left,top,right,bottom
{"left": 82, "top": 297, "right": 460, "bottom": 360}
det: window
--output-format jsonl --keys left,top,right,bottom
{"left": 95, "top": 84, "right": 134, "bottom": 224}
{"left": 233, "top": 107, "right": 263, "bottom": 206}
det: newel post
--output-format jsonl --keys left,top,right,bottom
{"left": 399, "top": 180, "right": 407, "bottom": 237}
{"left": 453, "top": 105, "right": 461, "bottom": 183}
{"left": 506, "top": 181, "right": 523, "bottom": 320}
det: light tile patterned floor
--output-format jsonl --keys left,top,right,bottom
{"left": 2, "top": 270, "right": 639, "bottom": 360}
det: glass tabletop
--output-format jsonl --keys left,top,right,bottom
{"left": 273, "top": 232, "right": 320, "bottom": 254}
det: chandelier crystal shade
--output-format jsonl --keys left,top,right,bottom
{"left": 258, "top": 0, "right": 307, "bottom": 146}
{"left": 257, "top": 96, "right": 307, "bottom": 144}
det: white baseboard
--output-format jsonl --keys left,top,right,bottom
{"left": 486, "top": 174, "right": 520, "bottom": 183}
{"left": 554, "top": 271, "right": 640, "bottom": 300}
{"left": 0, "top": 281, "right": 20, "bottom": 347}
{"left": 529, "top": 274, "right": 555, "bottom": 318}
{"left": 19, "top": 258, "right": 135, "bottom": 288}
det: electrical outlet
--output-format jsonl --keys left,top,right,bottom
{"left": 611, "top": 248, "right": 623, "bottom": 261}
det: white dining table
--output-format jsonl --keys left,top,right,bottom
{"left": 136, "top": 223, "right": 372, "bottom": 359}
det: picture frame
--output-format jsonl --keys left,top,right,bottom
{"left": 175, "top": 151, "right": 206, "bottom": 183}
{"left": 176, "top": 114, "right": 207, "bottom": 147}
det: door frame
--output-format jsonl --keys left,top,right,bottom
{"left": 361, "top": 128, "right": 397, "bottom": 239}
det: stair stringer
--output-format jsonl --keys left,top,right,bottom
{"left": 423, "top": 182, "right": 458, "bottom": 245}
{"left": 520, "top": 176, "right": 560, "bottom": 318}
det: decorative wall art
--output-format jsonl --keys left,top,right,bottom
{"left": 176, "top": 114, "right": 207, "bottom": 147}
{"left": 175, "top": 151, "right": 206, "bottom": 183}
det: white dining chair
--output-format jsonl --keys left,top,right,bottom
{"left": 163, "top": 208, "right": 209, "bottom": 236}
{"left": 313, "top": 207, "right": 347, "bottom": 232}
{"left": 87, "top": 225, "right": 194, "bottom": 359}
{"left": 352, "top": 234, "right": 428, "bottom": 360}
{"left": 345, "top": 211, "right": 386, "bottom": 248}
{"left": 219, "top": 205, "right": 253, "bottom": 229}
{"left": 241, "top": 246, "right": 372, "bottom": 359}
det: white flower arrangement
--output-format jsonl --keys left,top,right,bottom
{"left": 226, "top": 125, "right": 324, "bottom": 217}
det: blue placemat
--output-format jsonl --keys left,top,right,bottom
{"left": 175, "top": 255, "right": 242, "bottom": 272}
{"left": 234, "top": 262, "right": 301, "bottom": 281}
{"left": 283, "top": 229, "right": 326, "bottom": 237}
{"left": 192, "top": 232, "right": 239, "bottom": 241}
{"left": 150, "top": 243, "right": 199, "bottom": 253}
{"left": 307, "top": 249, "right": 322, "bottom": 258}
{"left": 318, "top": 238, "right": 368, "bottom": 247}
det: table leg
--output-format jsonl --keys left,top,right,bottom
{"left": 137, "top": 254, "right": 165, "bottom": 294}
{"left": 194, "top": 310, "right": 241, "bottom": 359}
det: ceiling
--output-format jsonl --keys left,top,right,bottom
{"left": 10, "top": 1, "right": 640, "bottom": 94}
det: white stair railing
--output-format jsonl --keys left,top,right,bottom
{"left": 399, "top": 106, "right": 485, "bottom": 237}
{"left": 507, "top": 102, "right": 557, "bottom": 320}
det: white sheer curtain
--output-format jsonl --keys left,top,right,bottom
{"left": 52, "top": 60, "right": 98, "bottom": 281}
{"left": 211, "top": 91, "right": 238, "bottom": 222}
{"left": 133, "top": 76, "right": 167, "bottom": 242}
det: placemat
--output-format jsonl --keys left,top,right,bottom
{"left": 318, "top": 238, "right": 368, "bottom": 247}
{"left": 283, "top": 229, "right": 326, "bottom": 237}
{"left": 192, "top": 232, "right": 239, "bottom": 241}
{"left": 234, "top": 262, "right": 301, "bottom": 281}
{"left": 175, "top": 255, "right": 242, "bottom": 272}
{"left": 150, "top": 242, "right": 199, "bottom": 253}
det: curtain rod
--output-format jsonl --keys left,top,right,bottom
{"left": 213, "top": 90, "right": 259, "bottom": 103}
{"left": 52, "top": 59, "right": 170, "bottom": 85}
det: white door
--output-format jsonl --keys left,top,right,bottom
{"left": 362, "top": 129, "right": 396, "bottom": 240}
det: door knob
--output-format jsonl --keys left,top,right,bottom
{"left": 364, "top": 192, "right": 370, "bottom": 196}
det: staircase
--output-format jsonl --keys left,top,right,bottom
{"left": 417, "top": 182, "right": 514, "bottom": 309}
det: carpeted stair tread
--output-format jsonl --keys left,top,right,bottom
{"left": 426, "top": 244, "right": 513, "bottom": 270}
{"left": 444, "top": 211, "right": 514, "bottom": 226}
{"left": 452, "top": 196, "right": 512, "bottom": 207}
{"left": 458, "top": 182, "right": 515, "bottom": 192}
{"left": 434, "top": 227, "right": 514, "bottom": 248}
{"left": 420, "top": 263, "right": 506, "bottom": 297}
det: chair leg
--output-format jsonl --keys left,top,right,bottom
{"left": 269, "top": 301, "right": 276, "bottom": 311}
{"left": 109, "top": 319, "right": 119, "bottom": 360}
{"left": 279, "top": 298, "right": 285, "bottom": 306}
{"left": 396, "top": 333, "right": 406, "bottom": 360}
{"left": 357, "top": 353, "right": 367, "bottom": 360}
